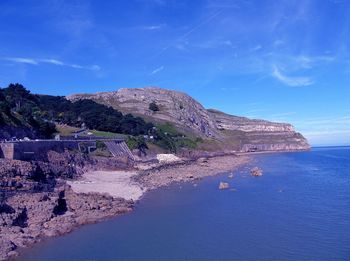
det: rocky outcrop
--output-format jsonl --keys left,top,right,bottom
{"left": 134, "top": 155, "right": 249, "bottom": 190}
{"left": 68, "top": 87, "right": 218, "bottom": 137}
{"left": 0, "top": 151, "right": 134, "bottom": 203}
{"left": 207, "top": 109, "right": 294, "bottom": 132}
{"left": 68, "top": 87, "right": 310, "bottom": 152}
{"left": 0, "top": 187, "right": 133, "bottom": 260}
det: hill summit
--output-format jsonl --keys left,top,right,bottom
{"left": 68, "top": 87, "right": 310, "bottom": 152}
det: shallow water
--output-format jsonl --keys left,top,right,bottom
{"left": 18, "top": 147, "right": 350, "bottom": 260}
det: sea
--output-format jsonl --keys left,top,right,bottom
{"left": 18, "top": 147, "right": 350, "bottom": 261}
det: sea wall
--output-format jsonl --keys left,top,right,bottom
{"left": 0, "top": 144, "right": 14, "bottom": 159}
{"left": 0, "top": 141, "right": 79, "bottom": 161}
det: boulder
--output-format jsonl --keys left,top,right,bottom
{"left": 156, "top": 154, "right": 181, "bottom": 164}
{"left": 219, "top": 182, "right": 229, "bottom": 190}
{"left": 251, "top": 167, "right": 263, "bottom": 177}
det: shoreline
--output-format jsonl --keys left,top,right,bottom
{"left": 0, "top": 153, "right": 251, "bottom": 261}
{"left": 0, "top": 154, "right": 251, "bottom": 260}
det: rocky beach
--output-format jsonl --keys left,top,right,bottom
{"left": 0, "top": 152, "right": 249, "bottom": 260}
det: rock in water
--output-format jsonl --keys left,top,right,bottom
{"left": 251, "top": 167, "right": 263, "bottom": 177}
{"left": 219, "top": 182, "right": 229, "bottom": 190}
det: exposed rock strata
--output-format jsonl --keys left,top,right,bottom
{"left": 0, "top": 150, "right": 135, "bottom": 260}
{"left": 0, "top": 187, "right": 133, "bottom": 260}
{"left": 0, "top": 153, "right": 250, "bottom": 260}
{"left": 68, "top": 87, "right": 218, "bottom": 137}
{"left": 0, "top": 151, "right": 133, "bottom": 201}
{"left": 67, "top": 87, "right": 310, "bottom": 151}
{"left": 208, "top": 109, "right": 294, "bottom": 132}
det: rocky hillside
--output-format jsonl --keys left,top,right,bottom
{"left": 68, "top": 87, "right": 310, "bottom": 152}
{"left": 68, "top": 87, "right": 218, "bottom": 137}
{"left": 208, "top": 109, "right": 294, "bottom": 132}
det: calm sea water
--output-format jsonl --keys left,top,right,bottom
{"left": 19, "top": 147, "right": 350, "bottom": 261}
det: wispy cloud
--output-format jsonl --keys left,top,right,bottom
{"left": 270, "top": 112, "right": 296, "bottom": 117}
{"left": 39, "top": 59, "right": 64, "bottom": 66}
{"left": 151, "top": 9, "right": 223, "bottom": 59}
{"left": 193, "top": 39, "right": 234, "bottom": 49}
{"left": 205, "top": 0, "right": 245, "bottom": 9}
{"left": 287, "top": 115, "right": 350, "bottom": 145}
{"left": 150, "top": 66, "right": 164, "bottom": 75}
{"left": 295, "top": 55, "right": 335, "bottom": 69}
{"left": 3, "top": 57, "right": 100, "bottom": 71}
{"left": 5, "top": 57, "right": 38, "bottom": 65}
{"left": 141, "top": 24, "right": 166, "bottom": 31}
{"left": 250, "top": 45, "right": 262, "bottom": 52}
{"left": 272, "top": 65, "right": 313, "bottom": 86}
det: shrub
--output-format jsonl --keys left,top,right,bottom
{"left": 149, "top": 101, "right": 159, "bottom": 112}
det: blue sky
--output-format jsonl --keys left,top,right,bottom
{"left": 0, "top": 0, "right": 349, "bottom": 146}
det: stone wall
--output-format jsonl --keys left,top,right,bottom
{"left": 0, "top": 143, "right": 15, "bottom": 159}
{"left": 0, "top": 141, "right": 79, "bottom": 161}
{"left": 0, "top": 140, "right": 133, "bottom": 161}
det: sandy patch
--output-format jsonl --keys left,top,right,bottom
{"left": 68, "top": 170, "right": 145, "bottom": 201}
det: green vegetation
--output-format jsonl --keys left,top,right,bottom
{"left": 152, "top": 123, "right": 203, "bottom": 153}
{"left": 0, "top": 83, "right": 56, "bottom": 138}
{"left": 55, "top": 124, "right": 81, "bottom": 136}
{"left": 149, "top": 101, "right": 159, "bottom": 112}
{"left": 0, "top": 84, "right": 204, "bottom": 154}
{"left": 38, "top": 95, "right": 154, "bottom": 135}
{"left": 0, "top": 83, "right": 154, "bottom": 139}
{"left": 90, "top": 141, "right": 113, "bottom": 157}
{"left": 89, "top": 130, "right": 127, "bottom": 139}
{"left": 126, "top": 136, "right": 148, "bottom": 156}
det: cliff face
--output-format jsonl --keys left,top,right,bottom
{"left": 68, "top": 87, "right": 218, "bottom": 137}
{"left": 207, "top": 109, "right": 309, "bottom": 151}
{"left": 208, "top": 109, "right": 294, "bottom": 132}
{"left": 68, "top": 87, "right": 310, "bottom": 152}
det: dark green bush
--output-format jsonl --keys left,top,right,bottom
{"left": 149, "top": 101, "right": 159, "bottom": 112}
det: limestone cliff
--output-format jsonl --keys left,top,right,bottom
{"left": 67, "top": 87, "right": 310, "bottom": 152}
{"left": 68, "top": 87, "right": 218, "bottom": 137}
{"left": 208, "top": 109, "right": 294, "bottom": 132}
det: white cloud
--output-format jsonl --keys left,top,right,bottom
{"left": 39, "top": 59, "right": 64, "bottom": 66}
{"left": 194, "top": 39, "right": 234, "bottom": 49}
{"left": 288, "top": 115, "right": 350, "bottom": 145}
{"left": 295, "top": 55, "right": 335, "bottom": 69}
{"left": 273, "top": 40, "right": 284, "bottom": 46}
{"left": 150, "top": 66, "right": 164, "bottom": 75}
{"left": 90, "top": 65, "right": 101, "bottom": 71}
{"left": 142, "top": 24, "right": 166, "bottom": 31}
{"left": 3, "top": 57, "right": 100, "bottom": 71}
{"left": 250, "top": 45, "right": 262, "bottom": 52}
{"left": 272, "top": 66, "right": 313, "bottom": 86}
{"left": 5, "top": 57, "right": 38, "bottom": 65}
{"left": 205, "top": 0, "right": 241, "bottom": 9}
{"left": 270, "top": 112, "right": 296, "bottom": 117}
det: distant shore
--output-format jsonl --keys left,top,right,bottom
{"left": 1, "top": 153, "right": 250, "bottom": 261}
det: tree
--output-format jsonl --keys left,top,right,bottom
{"left": 3, "top": 83, "right": 32, "bottom": 111}
{"left": 0, "top": 91, "right": 10, "bottom": 114}
{"left": 149, "top": 101, "right": 159, "bottom": 112}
